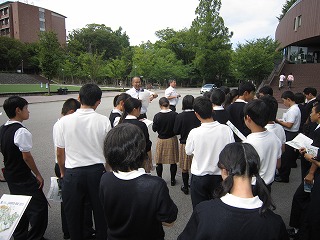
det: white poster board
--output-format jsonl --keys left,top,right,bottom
{"left": 0, "top": 194, "right": 31, "bottom": 240}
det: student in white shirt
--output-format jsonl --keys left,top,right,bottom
{"left": 275, "top": 91, "right": 301, "bottom": 183}
{"left": 165, "top": 79, "right": 181, "bottom": 112}
{"left": 185, "top": 97, "right": 234, "bottom": 208}
{"left": 243, "top": 99, "right": 282, "bottom": 192}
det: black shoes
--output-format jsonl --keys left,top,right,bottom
{"left": 274, "top": 176, "right": 289, "bottom": 183}
{"left": 171, "top": 179, "right": 176, "bottom": 186}
{"left": 181, "top": 186, "right": 189, "bottom": 195}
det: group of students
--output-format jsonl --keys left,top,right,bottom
{"left": 1, "top": 80, "right": 320, "bottom": 239}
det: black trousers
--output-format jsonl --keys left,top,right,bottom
{"left": 62, "top": 164, "right": 107, "bottom": 240}
{"left": 289, "top": 182, "right": 310, "bottom": 228}
{"left": 6, "top": 174, "right": 48, "bottom": 240}
{"left": 278, "top": 131, "right": 299, "bottom": 181}
{"left": 55, "top": 163, "right": 94, "bottom": 237}
{"left": 190, "top": 174, "right": 222, "bottom": 209}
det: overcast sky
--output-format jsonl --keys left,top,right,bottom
{"left": 6, "top": 0, "right": 286, "bottom": 47}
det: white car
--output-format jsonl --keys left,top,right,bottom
{"left": 200, "top": 83, "right": 217, "bottom": 94}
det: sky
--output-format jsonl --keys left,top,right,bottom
{"left": 5, "top": 0, "right": 287, "bottom": 47}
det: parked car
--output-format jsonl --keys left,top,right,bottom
{"left": 200, "top": 83, "right": 217, "bottom": 94}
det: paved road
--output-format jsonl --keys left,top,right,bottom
{"left": 0, "top": 88, "right": 300, "bottom": 240}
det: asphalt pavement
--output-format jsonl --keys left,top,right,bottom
{"left": 0, "top": 88, "right": 300, "bottom": 240}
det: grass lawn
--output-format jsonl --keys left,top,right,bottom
{"left": 0, "top": 84, "right": 123, "bottom": 93}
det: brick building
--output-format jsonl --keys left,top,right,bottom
{"left": 0, "top": 1, "right": 66, "bottom": 45}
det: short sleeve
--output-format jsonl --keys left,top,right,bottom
{"left": 14, "top": 128, "right": 33, "bottom": 152}
{"left": 55, "top": 119, "right": 65, "bottom": 148}
{"left": 185, "top": 129, "right": 194, "bottom": 155}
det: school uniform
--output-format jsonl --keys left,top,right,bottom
{"left": 227, "top": 99, "right": 251, "bottom": 141}
{"left": 265, "top": 123, "right": 286, "bottom": 145}
{"left": 109, "top": 109, "right": 122, "bottom": 128}
{"left": 0, "top": 121, "right": 48, "bottom": 240}
{"left": 173, "top": 110, "right": 201, "bottom": 170}
{"left": 212, "top": 106, "right": 230, "bottom": 124}
{"left": 185, "top": 121, "right": 234, "bottom": 208}
{"left": 277, "top": 104, "right": 301, "bottom": 182}
{"left": 153, "top": 110, "right": 179, "bottom": 164}
{"left": 178, "top": 194, "right": 289, "bottom": 240}
{"left": 99, "top": 169, "right": 178, "bottom": 240}
{"left": 56, "top": 108, "right": 111, "bottom": 240}
{"left": 244, "top": 130, "right": 282, "bottom": 188}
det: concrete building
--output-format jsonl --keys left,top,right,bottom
{"left": 0, "top": 1, "right": 66, "bottom": 45}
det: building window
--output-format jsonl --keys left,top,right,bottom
{"left": 39, "top": 11, "right": 45, "bottom": 19}
{"left": 298, "top": 15, "right": 302, "bottom": 27}
{"left": 40, "top": 21, "right": 45, "bottom": 31}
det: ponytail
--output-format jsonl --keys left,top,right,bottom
{"left": 254, "top": 174, "right": 275, "bottom": 215}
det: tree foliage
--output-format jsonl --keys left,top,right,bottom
{"left": 0, "top": 37, "right": 26, "bottom": 71}
{"left": 232, "top": 37, "right": 281, "bottom": 85}
{"left": 191, "top": 0, "right": 233, "bottom": 85}
{"left": 278, "top": 0, "right": 297, "bottom": 21}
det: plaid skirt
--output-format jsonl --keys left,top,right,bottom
{"left": 179, "top": 143, "right": 193, "bottom": 171}
{"left": 155, "top": 136, "right": 179, "bottom": 164}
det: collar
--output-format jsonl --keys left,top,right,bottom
{"left": 125, "top": 115, "right": 137, "bottom": 120}
{"left": 112, "top": 108, "right": 123, "bottom": 114}
{"left": 113, "top": 168, "right": 146, "bottom": 180}
{"left": 221, "top": 193, "right": 263, "bottom": 209}
{"left": 160, "top": 109, "right": 172, "bottom": 113}
{"left": 76, "top": 108, "right": 95, "bottom": 113}
{"left": 201, "top": 121, "right": 219, "bottom": 127}
{"left": 235, "top": 99, "right": 247, "bottom": 104}
{"left": 5, "top": 120, "right": 24, "bottom": 126}
{"left": 307, "top": 97, "right": 316, "bottom": 104}
{"left": 183, "top": 109, "right": 194, "bottom": 112}
{"left": 315, "top": 124, "right": 320, "bottom": 131}
{"left": 213, "top": 106, "right": 224, "bottom": 110}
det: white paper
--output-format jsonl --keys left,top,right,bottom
{"left": 226, "top": 121, "right": 246, "bottom": 141}
{"left": 138, "top": 91, "right": 151, "bottom": 111}
{"left": 0, "top": 194, "right": 32, "bottom": 240}
{"left": 285, "top": 133, "right": 313, "bottom": 150}
{"left": 46, "top": 177, "right": 62, "bottom": 202}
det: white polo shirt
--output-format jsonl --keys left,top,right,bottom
{"left": 165, "top": 86, "right": 179, "bottom": 106}
{"left": 126, "top": 87, "right": 155, "bottom": 114}
{"left": 244, "top": 130, "right": 282, "bottom": 185}
{"left": 56, "top": 108, "right": 111, "bottom": 168}
{"left": 282, "top": 104, "right": 301, "bottom": 132}
{"left": 186, "top": 121, "right": 234, "bottom": 176}
{"left": 265, "top": 123, "right": 286, "bottom": 144}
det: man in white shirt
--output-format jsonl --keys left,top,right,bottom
{"left": 126, "top": 76, "right": 158, "bottom": 119}
{"left": 275, "top": 91, "right": 301, "bottom": 183}
{"left": 279, "top": 73, "right": 286, "bottom": 90}
{"left": 165, "top": 79, "right": 181, "bottom": 112}
{"left": 186, "top": 97, "right": 234, "bottom": 209}
{"left": 56, "top": 84, "right": 111, "bottom": 240}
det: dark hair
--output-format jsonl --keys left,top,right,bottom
{"left": 258, "top": 85, "right": 273, "bottom": 96}
{"left": 238, "top": 81, "right": 256, "bottom": 96}
{"left": 243, "top": 99, "right": 269, "bottom": 127}
{"left": 224, "top": 89, "right": 239, "bottom": 108}
{"left": 159, "top": 97, "right": 169, "bottom": 107}
{"left": 79, "top": 83, "right": 102, "bottom": 106}
{"left": 119, "top": 97, "right": 142, "bottom": 123}
{"left": 216, "top": 142, "right": 275, "bottom": 215}
{"left": 193, "top": 96, "right": 212, "bottom": 119}
{"left": 211, "top": 89, "right": 225, "bottom": 106}
{"left": 294, "top": 92, "right": 305, "bottom": 104}
{"left": 182, "top": 95, "right": 194, "bottom": 110}
{"left": 3, "top": 96, "right": 28, "bottom": 119}
{"left": 260, "top": 95, "right": 278, "bottom": 121}
{"left": 113, "top": 95, "right": 120, "bottom": 107}
{"left": 115, "top": 93, "right": 131, "bottom": 106}
{"left": 281, "top": 91, "right": 295, "bottom": 101}
{"left": 313, "top": 103, "right": 320, "bottom": 114}
{"left": 203, "top": 91, "right": 212, "bottom": 100}
{"left": 303, "top": 87, "right": 317, "bottom": 97}
{"left": 61, "top": 98, "right": 80, "bottom": 115}
{"left": 104, "top": 123, "right": 146, "bottom": 172}
{"left": 219, "top": 86, "right": 230, "bottom": 95}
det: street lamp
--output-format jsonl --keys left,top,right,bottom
{"left": 21, "top": 60, "right": 24, "bottom": 73}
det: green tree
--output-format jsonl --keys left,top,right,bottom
{"left": 0, "top": 37, "right": 26, "bottom": 71}
{"left": 278, "top": 0, "right": 297, "bottom": 21}
{"left": 38, "top": 31, "right": 64, "bottom": 94}
{"left": 232, "top": 37, "right": 281, "bottom": 85}
{"left": 68, "top": 24, "right": 130, "bottom": 60}
{"left": 78, "top": 52, "right": 105, "bottom": 83}
{"left": 191, "top": 0, "right": 233, "bottom": 85}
